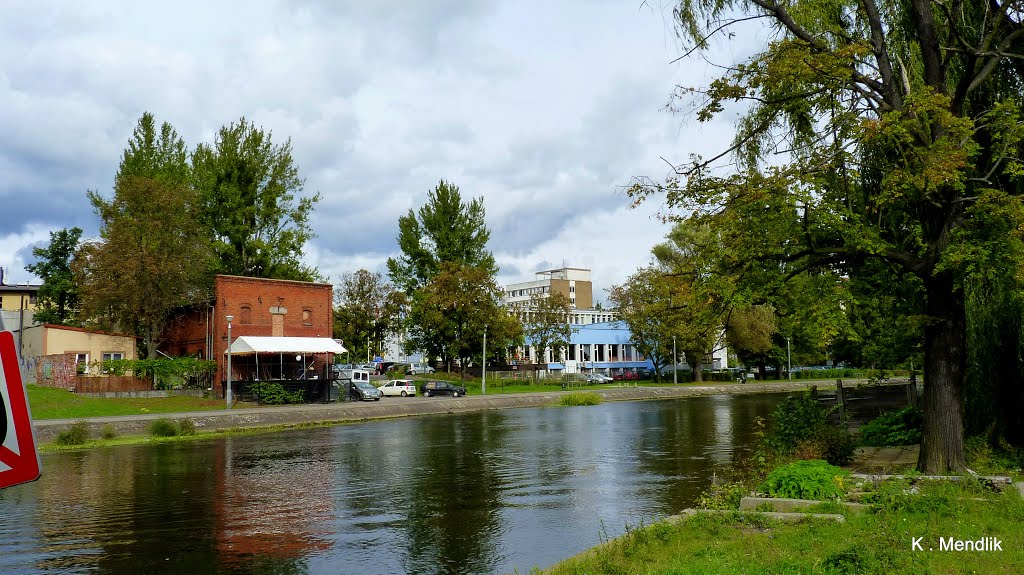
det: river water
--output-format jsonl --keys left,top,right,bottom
{"left": 0, "top": 393, "right": 788, "bottom": 574}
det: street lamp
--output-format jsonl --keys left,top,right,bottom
{"left": 673, "top": 335, "right": 678, "bottom": 385}
{"left": 482, "top": 325, "right": 488, "bottom": 395}
{"left": 786, "top": 336, "right": 792, "bottom": 381}
{"left": 226, "top": 315, "right": 234, "bottom": 409}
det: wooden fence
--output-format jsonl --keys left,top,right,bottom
{"left": 73, "top": 376, "right": 154, "bottom": 393}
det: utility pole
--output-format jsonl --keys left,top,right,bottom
{"left": 482, "top": 325, "right": 487, "bottom": 395}
{"left": 786, "top": 336, "right": 792, "bottom": 381}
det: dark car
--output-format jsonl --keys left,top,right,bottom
{"left": 419, "top": 380, "right": 467, "bottom": 397}
{"left": 350, "top": 380, "right": 383, "bottom": 401}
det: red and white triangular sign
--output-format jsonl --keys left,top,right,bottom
{"left": 0, "top": 331, "right": 41, "bottom": 489}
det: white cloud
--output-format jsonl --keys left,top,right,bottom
{"left": 1, "top": 0, "right": 761, "bottom": 293}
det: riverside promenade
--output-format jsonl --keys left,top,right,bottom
{"left": 33, "top": 381, "right": 826, "bottom": 443}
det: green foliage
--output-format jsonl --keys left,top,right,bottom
{"left": 558, "top": 392, "right": 603, "bottom": 406}
{"left": 25, "top": 227, "right": 83, "bottom": 326}
{"left": 100, "top": 424, "right": 118, "bottom": 440}
{"left": 859, "top": 407, "right": 923, "bottom": 447}
{"left": 149, "top": 418, "right": 181, "bottom": 437}
{"left": 766, "top": 393, "right": 855, "bottom": 465}
{"left": 95, "top": 357, "right": 215, "bottom": 388}
{"left": 387, "top": 181, "right": 515, "bottom": 369}
{"left": 78, "top": 114, "right": 215, "bottom": 357}
{"left": 191, "top": 117, "right": 321, "bottom": 281}
{"left": 332, "top": 270, "right": 405, "bottom": 365}
{"left": 759, "top": 459, "right": 850, "bottom": 500}
{"left": 766, "top": 394, "right": 828, "bottom": 453}
{"left": 696, "top": 480, "right": 748, "bottom": 510}
{"left": 248, "top": 382, "right": 305, "bottom": 405}
{"left": 55, "top": 421, "right": 90, "bottom": 446}
{"left": 524, "top": 292, "right": 575, "bottom": 363}
{"left": 177, "top": 418, "right": 197, "bottom": 436}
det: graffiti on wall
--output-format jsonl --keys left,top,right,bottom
{"left": 36, "top": 353, "right": 78, "bottom": 390}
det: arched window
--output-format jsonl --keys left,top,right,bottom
{"left": 240, "top": 305, "right": 252, "bottom": 324}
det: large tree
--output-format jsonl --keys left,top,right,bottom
{"left": 387, "top": 180, "right": 497, "bottom": 295}
{"left": 632, "top": 0, "right": 1024, "bottom": 472}
{"left": 609, "top": 267, "right": 678, "bottom": 382}
{"left": 26, "top": 227, "right": 83, "bottom": 325}
{"left": 332, "top": 270, "right": 406, "bottom": 364}
{"left": 408, "top": 263, "right": 521, "bottom": 374}
{"left": 192, "top": 118, "right": 321, "bottom": 281}
{"left": 523, "top": 291, "right": 575, "bottom": 364}
{"left": 387, "top": 181, "right": 501, "bottom": 364}
{"left": 77, "top": 114, "right": 214, "bottom": 358}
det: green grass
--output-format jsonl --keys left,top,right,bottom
{"left": 557, "top": 391, "right": 603, "bottom": 406}
{"left": 543, "top": 479, "right": 1024, "bottom": 574}
{"left": 26, "top": 385, "right": 235, "bottom": 419}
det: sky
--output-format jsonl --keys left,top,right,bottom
{"left": 0, "top": 1, "right": 764, "bottom": 304}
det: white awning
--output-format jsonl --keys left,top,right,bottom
{"left": 226, "top": 336, "right": 348, "bottom": 356}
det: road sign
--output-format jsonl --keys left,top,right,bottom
{"left": 0, "top": 331, "right": 41, "bottom": 489}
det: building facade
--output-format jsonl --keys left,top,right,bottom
{"left": 160, "top": 275, "right": 334, "bottom": 397}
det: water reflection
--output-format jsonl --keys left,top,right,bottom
{"left": 0, "top": 393, "right": 786, "bottom": 574}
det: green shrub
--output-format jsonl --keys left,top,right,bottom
{"left": 55, "top": 421, "right": 91, "bottom": 446}
{"left": 100, "top": 424, "right": 118, "bottom": 440}
{"left": 249, "top": 382, "right": 305, "bottom": 405}
{"left": 149, "top": 418, "right": 180, "bottom": 437}
{"left": 859, "top": 406, "right": 923, "bottom": 446}
{"left": 759, "top": 459, "right": 850, "bottom": 500}
{"left": 559, "top": 391, "right": 603, "bottom": 406}
{"left": 178, "top": 418, "right": 197, "bottom": 436}
{"left": 767, "top": 394, "right": 829, "bottom": 452}
{"left": 765, "top": 393, "right": 855, "bottom": 465}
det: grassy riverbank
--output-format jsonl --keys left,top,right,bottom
{"left": 27, "top": 385, "right": 239, "bottom": 419}
{"left": 543, "top": 477, "right": 1024, "bottom": 575}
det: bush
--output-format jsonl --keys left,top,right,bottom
{"left": 859, "top": 406, "right": 923, "bottom": 446}
{"left": 558, "top": 391, "right": 603, "bottom": 406}
{"left": 249, "top": 382, "right": 305, "bottom": 405}
{"left": 149, "top": 418, "right": 180, "bottom": 437}
{"left": 100, "top": 424, "right": 118, "bottom": 440}
{"left": 55, "top": 421, "right": 90, "bottom": 446}
{"left": 178, "top": 418, "right": 197, "bottom": 436}
{"left": 765, "top": 393, "right": 855, "bottom": 465}
{"left": 759, "top": 459, "right": 850, "bottom": 500}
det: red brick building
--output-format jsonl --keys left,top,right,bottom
{"left": 161, "top": 275, "right": 334, "bottom": 397}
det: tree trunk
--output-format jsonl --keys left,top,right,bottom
{"left": 918, "top": 272, "right": 967, "bottom": 474}
{"left": 692, "top": 358, "right": 704, "bottom": 382}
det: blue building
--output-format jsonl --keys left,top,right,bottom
{"left": 523, "top": 320, "right": 654, "bottom": 376}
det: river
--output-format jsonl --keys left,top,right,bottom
{"left": 0, "top": 393, "right": 788, "bottom": 574}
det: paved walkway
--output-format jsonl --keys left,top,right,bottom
{"left": 33, "top": 381, "right": 826, "bottom": 443}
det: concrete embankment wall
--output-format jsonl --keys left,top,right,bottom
{"left": 33, "top": 382, "right": 824, "bottom": 444}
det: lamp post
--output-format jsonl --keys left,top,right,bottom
{"left": 786, "top": 336, "right": 792, "bottom": 381}
{"left": 672, "top": 335, "right": 678, "bottom": 385}
{"left": 226, "top": 315, "right": 234, "bottom": 409}
{"left": 482, "top": 325, "right": 487, "bottom": 395}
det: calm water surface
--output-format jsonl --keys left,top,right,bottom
{"left": 0, "top": 393, "right": 788, "bottom": 574}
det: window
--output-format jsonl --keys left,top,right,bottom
{"left": 302, "top": 308, "right": 312, "bottom": 326}
{"left": 101, "top": 352, "right": 124, "bottom": 362}
{"left": 29, "top": 293, "right": 37, "bottom": 305}
{"left": 75, "top": 353, "right": 89, "bottom": 374}
{"left": 240, "top": 305, "right": 252, "bottom": 324}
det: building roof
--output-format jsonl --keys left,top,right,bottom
{"left": 0, "top": 284, "right": 41, "bottom": 294}
{"left": 227, "top": 336, "right": 347, "bottom": 355}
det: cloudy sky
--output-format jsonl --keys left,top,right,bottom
{"left": 1, "top": 1, "right": 762, "bottom": 303}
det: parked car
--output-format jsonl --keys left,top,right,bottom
{"left": 407, "top": 363, "right": 435, "bottom": 375}
{"left": 375, "top": 361, "right": 397, "bottom": 375}
{"left": 419, "top": 380, "right": 467, "bottom": 397}
{"left": 350, "top": 380, "right": 383, "bottom": 401}
{"left": 378, "top": 379, "right": 417, "bottom": 397}
{"left": 583, "top": 373, "right": 612, "bottom": 384}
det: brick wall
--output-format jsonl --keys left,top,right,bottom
{"left": 161, "top": 275, "right": 334, "bottom": 398}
